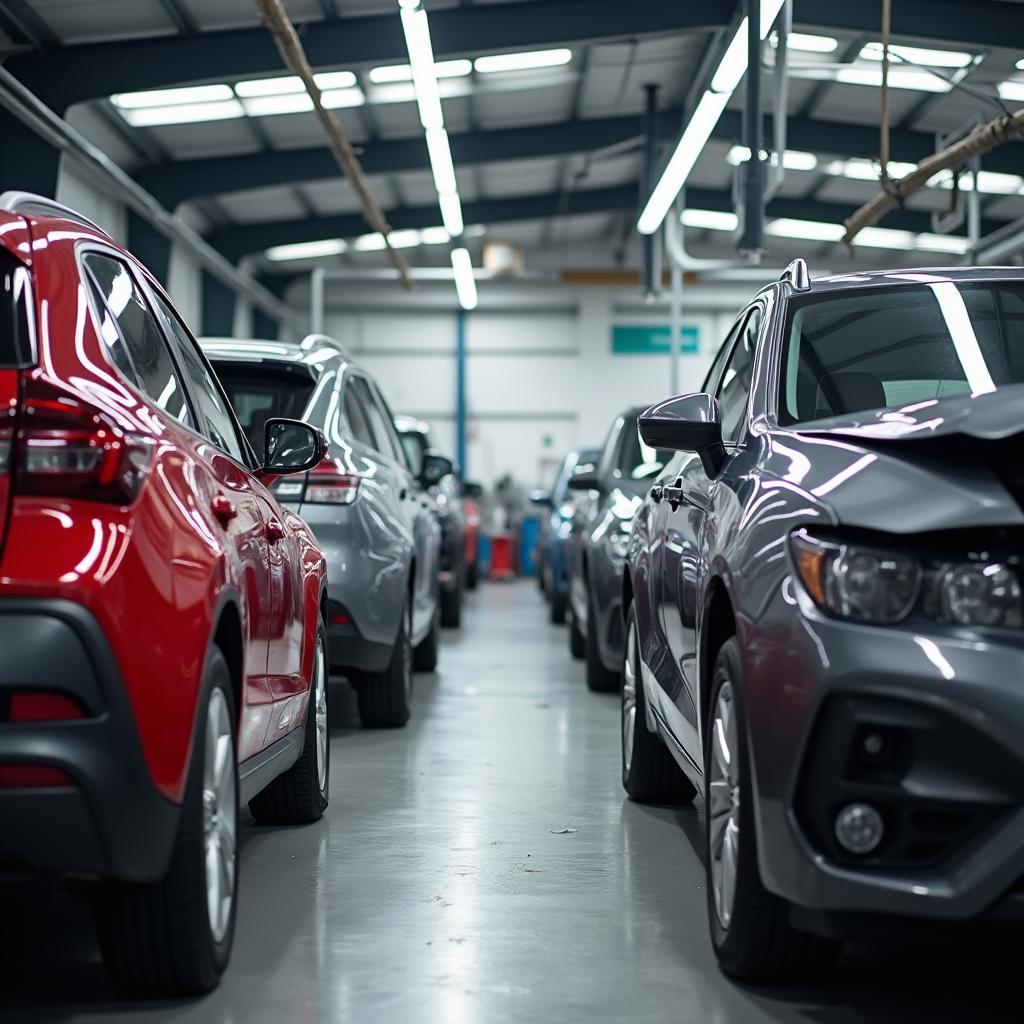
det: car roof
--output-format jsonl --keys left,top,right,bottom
{"left": 777, "top": 265, "right": 1024, "bottom": 299}
{"left": 199, "top": 334, "right": 351, "bottom": 371}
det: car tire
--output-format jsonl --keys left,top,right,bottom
{"left": 585, "top": 587, "right": 619, "bottom": 692}
{"left": 440, "top": 569, "right": 463, "bottom": 628}
{"left": 95, "top": 647, "right": 238, "bottom": 996}
{"left": 356, "top": 599, "right": 413, "bottom": 727}
{"left": 465, "top": 559, "right": 478, "bottom": 591}
{"left": 249, "top": 620, "right": 330, "bottom": 825}
{"left": 705, "top": 637, "right": 841, "bottom": 982}
{"left": 568, "top": 600, "right": 585, "bottom": 659}
{"left": 550, "top": 589, "right": 567, "bottom": 625}
{"left": 413, "top": 600, "right": 440, "bottom": 672}
{"left": 621, "top": 605, "right": 697, "bottom": 804}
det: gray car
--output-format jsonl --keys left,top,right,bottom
{"left": 622, "top": 260, "right": 1024, "bottom": 981}
{"left": 564, "top": 410, "right": 666, "bottom": 691}
{"left": 202, "top": 336, "right": 445, "bottom": 728}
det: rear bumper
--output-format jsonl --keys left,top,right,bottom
{"left": 0, "top": 600, "right": 178, "bottom": 882}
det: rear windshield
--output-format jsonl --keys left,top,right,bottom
{"left": 0, "top": 250, "right": 33, "bottom": 368}
{"left": 780, "top": 281, "right": 1024, "bottom": 425}
{"left": 616, "top": 418, "right": 667, "bottom": 481}
{"left": 211, "top": 362, "right": 317, "bottom": 453}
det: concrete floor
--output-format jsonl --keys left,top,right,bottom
{"left": 0, "top": 580, "right": 1017, "bottom": 1022}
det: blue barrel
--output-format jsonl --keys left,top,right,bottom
{"left": 519, "top": 516, "right": 541, "bottom": 576}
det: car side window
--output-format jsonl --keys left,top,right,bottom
{"left": 148, "top": 289, "right": 247, "bottom": 464}
{"left": 702, "top": 315, "right": 744, "bottom": 396}
{"left": 82, "top": 253, "right": 192, "bottom": 428}
{"left": 353, "top": 377, "right": 404, "bottom": 465}
{"left": 715, "top": 306, "right": 761, "bottom": 445}
{"left": 366, "top": 381, "right": 409, "bottom": 468}
{"left": 342, "top": 379, "right": 376, "bottom": 449}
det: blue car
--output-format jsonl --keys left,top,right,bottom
{"left": 532, "top": 447, "right": 600, "bottom": 623}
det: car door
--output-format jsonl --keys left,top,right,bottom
{"left": 359, "top": 377, "right": 438, "bottom": 642}
{"left": 144, "top": 283, "right": 286, "bottom": 758}
{"left": 652, "top": 306, "right": 760, "bottom": 762}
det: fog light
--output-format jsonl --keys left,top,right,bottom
{"left": 835, "top": 802, "right": 884, "bottom": 855}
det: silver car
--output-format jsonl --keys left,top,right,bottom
{"left": 202, "top": 335, "right": 445, "bottom": 728}
{"left": 623, "top": 260, "right": 1024, "bottom": 980}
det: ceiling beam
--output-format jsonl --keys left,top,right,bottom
{"left": 205, "top": 181, "right": 1006, "bottom": 262}
{"left": 134, "top": 106, "right": 1024, "bottom": 209}
{"left": 0, "top": 0, "right": 59, "bottom": 50}
{"left": 6, "top": 0, "right": 733, "bottom": 112}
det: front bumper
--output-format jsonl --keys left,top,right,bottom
{"left": 745, "top": 585, "right": 1024, "bottom": 924}
{"left": 0, "top": 600, "right": 178, "bottom": 882}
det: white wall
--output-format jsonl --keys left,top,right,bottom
{"left": 312, "top": 277, "right": 755, "bottom": 489}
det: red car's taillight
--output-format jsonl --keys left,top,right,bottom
{"left": 0, "top": 765, "right": 73, "bottom": 788}
{"left": 304, "top": 460, "right": 360, "bottom": 505}
{"left": 8, "top": 691, "right": 85, "bottom": 722}
{"left": 15, "top": 378, "right": 153, "bottom": 503}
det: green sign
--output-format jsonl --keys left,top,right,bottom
{"left": 612, "top": 324, "right": 699, "bottom": 355}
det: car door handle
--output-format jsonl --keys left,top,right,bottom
{"left": 266, "top": 519, "right": 286, "bottom": 544}
{"left": 210, "top": 493, "right": 236, "bottom": 527}
{"left": 663, "top": 485, "right": 685, "bottom": 510}
{"left": 400, "top": 487, "right": 408, "bottom": 500}
{"left": 650, "top": 484, "right": 664, "bottom": 503}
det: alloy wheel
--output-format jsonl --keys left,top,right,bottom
{"left": 202, "top": 687, "right": 237, "bottom": 945}
{"left": 622, "top": 623, "right": 638, "bottom": 772}
{"left": 708, "top": 680, "right": 740, "bottom": 931}
{"left": 313, "top": 636, "right": 328, "bottom": 794}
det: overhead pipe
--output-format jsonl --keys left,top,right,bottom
{"left": 737, "top": 0, "right": 765, "bottom": 255}
{"left": 766, "top": 0, "right": 791, "bottom": 200}
{"left": 642, "top": 83, "right": 662, "bottom": 298}
{"left": 0, "top": 65, "right": 301, "bottom": 332}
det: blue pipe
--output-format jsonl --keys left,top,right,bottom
{"left": 456, "top": 308, "right": 467, "bottom": 479}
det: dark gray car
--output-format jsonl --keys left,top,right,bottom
{"left": 622, "top": 260, "right": 1024, "bottom": 981}
{"left": 202, "top": 336, "right": 444, "bottom": 729}
{"left": 564, "top": 408, "right": 666, "bottom": 691}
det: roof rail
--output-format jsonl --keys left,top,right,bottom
{"left": 299, "top": 332, "right": 353, "bottom": 358}
{"left": 780, "top": 258, "right": 810, "bottom": 292}
{"left": 0, "top": 191, "right": 103, "bottom": 233}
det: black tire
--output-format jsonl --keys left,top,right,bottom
{"left": 550, "top": 589, "right": 567, "bottom": 625}
{"left": 465, "top": 559, "right": 478, "bottom": 591}
{"left": 705, "top": 638, "right": 841, "bottom": 982}
{"left": 356, "top": 599, "right": 413, "bottom": 727}
{"left": 585, "top": 586, "right": 619, "bottom": 692}
{"left": 96, "top": 647, "right": 238, "bottom": 996}
{"left": 621, "top": 605, "right": 698, "bottom": 803}
{"left": 413, "top": 600, "right": 440, "bottom": 672}
{"left": 569, "top": 600, "right": 585, "bottom": 659}
{"left": 440, "top": 569, "right": 463, "bottom": 628}
{"left": 249, "top": 620, "right": 329, "bottom": 825}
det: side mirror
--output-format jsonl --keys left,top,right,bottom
{"left": 420, "top": 450, "right": 454, "bottom": 488}
{"left": 566, "top": 468, "right": 603, "bottom": 493}
{"left": 529, "top": 489, "right": 553, "bottom": 507}
{"left": 262, "top": 418, "right": 329, "bottom": 476}
{"left": 638, "top": 393, "right": 726, "bottom": 477}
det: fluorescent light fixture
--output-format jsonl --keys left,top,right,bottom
{"left": 420, "top": 226, "right": 451, "bottom": 245}
{"left": 369, "top": 59, "right": 472, "bottom": 84}
{"left": 998, "top": 80, "right": 1024, "bottom": 103}
{"left": 474, "top": 48, "right": 572, "bottom": 74}
{"left": 321, "top": 88, "right": 366, "bottom": 110}
{"left": 111, "top": 84, "right": 233, "bottom": 109}
{"left": 638, "top": 0, "right": 785, "bottom": 234}
{"left": 825, "top": 157, "right": 918, "bottom": 181}
{"left": 929, "top": 169, "right": 1024, "bottom": 194}
{"left": 387, "top": 230, "right": 422, "bottom": 249}
{"left": 354, "top": 233, "right": 387, "bottom": 252}
{"left": 451, "top": 247, "right": 478, "bottom": 310}
{"left": 235, "top": 76, "right": 306, "bottom": 97}
{"left": 265, "top": 239, "right": 346, "bottom": 261}
{"left": 860, "top": 42, "right": 973, "bottom": 68}
{"left": 767, "top": 218, "right": 845, "bottom": 242}
{"left": 854, "top": 226, "right": 915, "bottom": 249}
{"left": 834, "top": 66, "right": 950, "bottom": 93}
{"left": 726, "top": 145, "right": 816, "bottom": 170}
{"left": 916, "top": 233, "right": 971, "bottom": 254}
{"left": 1017, "top": 59, "right": 1024, "bottom": 71}
{"left": 242, "top": 93, "right": 313, "bottom": 117}
{"left": 464, "top": 224, "right": 487, "bottom": 238}
{"left": 315, "top": 71, "right": 358, "bottom": 90}
{"left": 121, "top": 99, "right": 244, "bottom": 126}
{"left": 782, "top": 32, "right": 838, "bottom": 53}
{"left": 438, "top": 192, "right": 464, "bottom": 236}
{"left": 425, "top": 127, "right": 457, "bottom": 195}
{"left": 681, "top": 208, "right": 738, "bottom": 231}
{"left": 400, "top": 6, "right": 443, "bottom": 129}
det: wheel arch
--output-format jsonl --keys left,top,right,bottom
{"left": 700, "top": 576, "right": 737, "bottom": 736}
{"left": 211, "top": 592, "right": 244, "bottom": 730}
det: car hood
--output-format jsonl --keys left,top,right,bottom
{"left": 764, "top": 388, "right": 1024, "bottom": 533}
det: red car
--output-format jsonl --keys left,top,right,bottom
{"left": 0, "top": 194, "right": 330, "bottom": 995}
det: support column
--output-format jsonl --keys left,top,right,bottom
{"left": 201, "top": 270, "right": 237, "bottom": 337}
{"left": 0, "top": 110, "right": 60, "bottom": 196}
{"left": 127, "top": 210, "right": 171, "bottom": 284}
{"left": 455, "top": 308, "right": 467, "bottom": 478}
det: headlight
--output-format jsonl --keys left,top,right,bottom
{"left": 790, "top": 530, "right": 1023, "bottom": 628}
{"left": 608, "top": 528, "right": 630, "bottom": 561}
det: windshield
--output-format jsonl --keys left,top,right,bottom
{"left": 212, "top": 362, "right": 317, "bottom": 452}
{"left": 617, "top": 421, "right": 666, "bottom": 481}
{"left": 779, "top": 281, "right": 1024, "bottom": 425}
